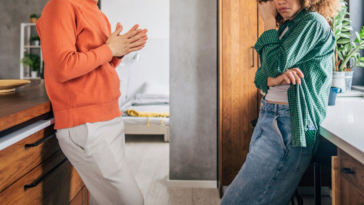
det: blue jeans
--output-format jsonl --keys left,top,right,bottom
{"left": 221, "top": 99, "right": 313, "bottom": 205}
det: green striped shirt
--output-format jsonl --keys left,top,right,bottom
{"left": 254, "top": 9, "right": 335, "bottom": 152}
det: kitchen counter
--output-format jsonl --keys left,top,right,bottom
{"left": 320, "top": 96, "right": 364, "bottom": 165}
{"left": 0, "top": 79, "right": 51, "bottom": 132}
{"left": 0, "top": 80, "right": 86, "bottom": 204}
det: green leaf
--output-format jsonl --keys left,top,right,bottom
{"left": 356, "top": 32, "right": 361, "bottom": 41}
{"left": 342, "top": 21, "right": 351, "bottom": 26}
{"left": 356, "top": 62, "right": 364, "bottom": 67}
{"left": 342, "top": 26, "right": 353, "bottom": 32}
{"left": 338, "top": 46, "right": 345, "bottom": 52}
{"left": 337, "top": 38, "right": 351, "bottom": 44}
{"left": 339, "top": 32, "right": 353, "bottom": 39}
{"left": 337, "top": 51, "right": 344, "bottom": 60}
{"left": 344, "top": 43, "right": 351, "bottom": 52}
{"left": 360, "top": 27, "right": 364, "bottom": 38}
{"left": 335, "top": 29, "right": 341, "bottom": 37}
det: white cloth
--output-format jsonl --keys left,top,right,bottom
{"left": 265, "top": 85, "right": 290, "bottom": 103}
{"left": 56, "top": 116, "right": 143, "bottom": 205}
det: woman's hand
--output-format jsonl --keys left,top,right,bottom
{"left": 267, "top": 68, "right": 304, "bottom": 87}
{"left": 258, "top": 1, "right": 277, "bottom": 31}
{"left": 106, "top": 23, "right": 148, "bottom": 57}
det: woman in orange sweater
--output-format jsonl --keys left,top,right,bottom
{"left": 36, "top": 0, "right": 147, "bottom": 204}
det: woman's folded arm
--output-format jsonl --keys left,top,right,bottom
{"left": 254, "top": 20, "right": 324, "bottom": 78}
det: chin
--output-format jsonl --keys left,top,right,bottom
{"left": 280, "top": 13, "right": 292, "bottom": 19}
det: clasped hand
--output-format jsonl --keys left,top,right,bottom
{"left": 267, "top": 68, "right": 304, "bottom": 87}
{"left": 106, "top": 23, "right": 148, "bottom": 57}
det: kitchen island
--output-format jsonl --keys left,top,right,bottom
{"left": 0, "top": 80, "right": 89, "bottom": 205}
{"left": 320, "top": 96, "right": 364, "bottom": 204}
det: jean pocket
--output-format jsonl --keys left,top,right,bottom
{"left": 273, "top": 116, "right": 287, "bottom": 151}
{"left": 250, "top": 129, "right": 262, "bottom": 150}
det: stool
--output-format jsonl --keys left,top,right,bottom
{"left": 310, "top": 137, "right": 337, "bottom": 205}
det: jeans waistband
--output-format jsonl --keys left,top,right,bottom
{"left": 260, "top": 98, "right": 290, "bottom": 116}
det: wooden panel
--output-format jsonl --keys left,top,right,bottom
{"left": 340, "top": 176, "right": 364, "bottom": 205}
{"left": 0, "top": 150, "right": 84, "bottom": 205}
{"left": 0, "top": 125, "right": 59, "bottom": 193}
{"left": 0, "top": 80, "right": 51, "bottom": 132}
{"left": 219, "top": 0, "right": 258, "bottom": 191}
{"left": 339, "top": 149, "right": 364, "bottom": 193}
{"left": 332, "top": 156, "right": 340, "bottom": 205}
{"left": 218, "top": 0, "right": 223, "bottom": 196}
{"left": 69, "top": 186, "right": 89, "bottom": 205}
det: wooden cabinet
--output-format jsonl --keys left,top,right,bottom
{"left": 333, "top": 149, "right": 364, "bottom": 205}
{"left": 0, "top": 80, "right": 88, "bottom": 204}
{"left": 218, "top": 0, "right": 262, "bottom": 196}
{"left": 70, "top": 186, "right": 90, "bottom": 205}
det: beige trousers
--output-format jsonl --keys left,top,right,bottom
{"left": 56, "top": 116, "right": 144, "bottom": 205}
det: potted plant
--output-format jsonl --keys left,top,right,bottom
{"left": 29, "top": 35, "right": 40, "bottom": 46}
{"left": 331, "top": 1, "right": 364, "bottom": 92}
{"left": 21, "top": 53, "right": 40, "bottom": 78}
{"left": 30, "top": 14, "right": 38, "bottom": 23}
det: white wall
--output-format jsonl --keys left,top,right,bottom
{"left": 101, "top": 0, "right": 169, "bottom": 39}
{"left": 101, "top": 0, "right": 170, "bottom": 106}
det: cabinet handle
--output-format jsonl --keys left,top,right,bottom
{"left": 252, "top": 47, "right": 255, "bottom": 67}
{"left": 24, "top": 158, "right": 68, "bottom": 189}
{"left": 341, "top": 168, "right": 355, "bottom": 174}
{"left": 25, "top": 133, "right": 56, "bottom": 148}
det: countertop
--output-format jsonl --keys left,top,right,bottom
{"left": 0, "top": 80, "right": 51, "bottom": 132}
{"left": 320, "top": 96, "right": 364, "bottom": 165}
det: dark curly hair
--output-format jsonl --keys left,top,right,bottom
{"left": 258, "top": 0, "right": 342, "bottom": 26}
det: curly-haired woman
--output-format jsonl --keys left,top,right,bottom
{"left": 221, "top": 0, "right": 341, "bottom": 204}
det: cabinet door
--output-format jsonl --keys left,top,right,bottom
{"left": 340, "top": 176, "right": 364, "bottom": 204}
{"left": 69, "top": 186, "right": 90, "bottom": 205}
{"left": 0, "top": 151, "right": 84, "bottom": 205}
{"left": 218, "top": 0, "right": 259, "bottom": 196}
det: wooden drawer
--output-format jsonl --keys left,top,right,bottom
{"left": 339, "top": 149, "right": 364, "bottom": 194}
{"left": 0, "top": 150, "right": 84, "bottom": 205}
{"left": 69, "top": 186, "right": 89, "bottom": 205}
{"left": 0, "top": 123, "right": 60, "bottom": 193}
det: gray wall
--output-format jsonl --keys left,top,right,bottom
{"left": 349, "top": 0, "right": 364, "bottom": 85}
{"left": 0, "top": 0, "right": 49, "bottom": 79}
{"left": 170, "top": 0, "right": 217, "bottom": 180}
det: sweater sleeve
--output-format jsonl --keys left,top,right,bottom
{"left": 102, "top": 12, "right": 123, "bottom": 69}
{"left": 110, "top": 57, "right": 122, "bottom": 68}
{"left": 254, "top": 66, "right": 269, "bottom": 94}
{"left": 36, "top": 0, "right": 113, "bottom": 83}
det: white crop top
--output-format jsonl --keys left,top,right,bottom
{"left": 265, "top": 85, "right": 290, "bottom": 103}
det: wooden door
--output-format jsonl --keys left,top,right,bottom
{"left": 218, "top": 0, "right": 262, "bottom": 196}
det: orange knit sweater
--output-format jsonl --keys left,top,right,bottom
{"left": 36, "top": 0, "right": 122, "bottom": 129}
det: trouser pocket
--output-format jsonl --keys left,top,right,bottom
{"left": 56, "top": 127, "right": 85, "bottom": 165}
{"left": 69, "top": 124, "right": 88, "bottom": 151}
